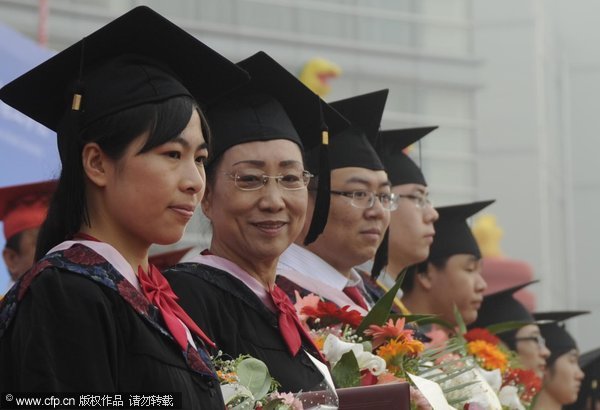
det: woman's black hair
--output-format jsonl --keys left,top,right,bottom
{"left": 35, "top": 95, "right": 209, "bottom": 260}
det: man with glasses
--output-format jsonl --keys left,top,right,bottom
{"left": 401, "top": 200, "right": 494, "bottom": 326}
{"left": 276, "top": 90, "right": 391, "bottom": 313}
{"left": 366, "top": 127, "right": 439, "bottom": 313}
{"left": 471, "top": 281, "right": 551, "bottom": 377}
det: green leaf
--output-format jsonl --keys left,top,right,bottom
{"left": 487, "top": 321, "right": 531, "bottom": 335}
{"left": 331, "top": 351, "right": 361, "bottom": 388}
{"left": 356, "top": 270, "right": 405, "bottom": 334}
{"left": 453, "top": 304, "right": 467, "bottom": 336}
{"left": 237, "top": 357, "right": 272, "bottom": 401}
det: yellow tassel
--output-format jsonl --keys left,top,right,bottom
{"left": 71, "top": 93, "right": 82, "bottom": 111}
{"left": 321, "top": 130, "right": 329, "bottom": 145}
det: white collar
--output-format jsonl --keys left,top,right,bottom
{"left": 278, "top": 243, "right": 357, "bottom": 291}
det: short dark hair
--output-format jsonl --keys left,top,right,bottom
{"left": 400, "top": 257, "right": 449, "bottom": 293}
{"left": 36, "top": 96, "right": 207, "bottom": 260}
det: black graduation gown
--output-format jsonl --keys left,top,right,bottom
{"left": 0, "top": 245, "right": 223, "bottom": 410}
{"left": 164, "top": 263, "right": 325, "bottom": 393}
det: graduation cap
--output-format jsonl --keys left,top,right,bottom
{"left": 534, "top": 310, "right": 589, "bottom": 366}
{"left": 469, "top": 280, "right": 538, "bottom": 347}
{"left": 302, "top": 90, "right": 387, "bottom": 244}
{"left": 205, "top": 51, "right": 350, "bottom": 244}
{"left": 0, "top": 180, "right": 57, "bottom": 241}
{"left": 304, "top": 89, "right": 388, "bottom": 173}
{"left": 206, "top": 51, "right": 349, "bottom": 164}
{"left": 0, "top": 6, "right": 249, "bottom": 152}
{"left": 377, "top": 126, "right": 438, "bottom": 186}
{"left": 370, "top": 126, "right": 438, "bottom": 278}
{"left": 428, "top": 200, "right": 495, "bottom": 260}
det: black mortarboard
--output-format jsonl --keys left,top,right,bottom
{"left": 206, "top": 51, "right": 348, "bottom": 164}
{"left": 371, "top": 126, "right": 438, "bottom": 278}
{"left": 377, "top": 126, "right": 438, "bottom": 187}
{"left": 0, "top": 6, "right": 249, "bottom": 141}
{"left": 205, "top": 51, "right": 350, "bottom": 245}
{"left": 429, "top": 200, "right": 495, "bottom": 260}
{"left": 534, "top": 310, "right": 589, "bottom": 366}
{"left": 305, "top": 90, "right": 387, "bottom": 172}
{"left": 303, "top": 90, "right": 387, "bottom": 244}
{"left": 470, "top": 280, "right": 538, "bottom": 348}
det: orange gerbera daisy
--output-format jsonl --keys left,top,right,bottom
{"left": 377, "top": 337, "right": 424, "bottom": 361}
{"left": 365, "top": 318, "right": 416, "bottom": 348}
{"left": 467, "top": 340, "right": 508, "bottom": 371}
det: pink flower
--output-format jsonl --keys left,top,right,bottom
{"left": 268, "top": 392, "right": 303, "bottom": 410}
{"left": 294, "top": 292, "right": 321, "bottom": 322}
{"left": 424, "top": 326, "right": 449, "bottom": 349}
{"left": 364, "top": 318, "right": 415, "bottom": 349}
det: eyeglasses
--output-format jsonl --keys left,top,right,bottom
{"left": 330, "top": 190, "right": 398, "bottom": 211}
{"left": 515, "top": 335, "right": 547, "bottom": 349}
{"left": 396, "top": 194, "right": 434, "bottom": 209}
{"left": 224, "top": 169, "right": 313, "bottom": 191}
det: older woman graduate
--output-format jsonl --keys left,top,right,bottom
{"left": 164, "top": 51, "right": 349, "bottom": 393}
{"left": 0, "top": 6, "right": 248, "bottom": 407}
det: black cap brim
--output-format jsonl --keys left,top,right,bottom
{"left": 0, "top": 6, "right": 250, "bottom": 131}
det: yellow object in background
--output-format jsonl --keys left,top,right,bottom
{"left": 299, "top": 57, "right": 341, "bottom": 97}
{"left": 472, "top": 214, "right": 504, "bottom": 258}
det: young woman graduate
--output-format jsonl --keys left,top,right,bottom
{"left": 164, "top": 51, "right": 349, "bottom": 393}
{"left": 533, "top": 311, "right": 587, "bottom": 409}
{"left": 0, "top": 6, "right": 248, "bottom": 407}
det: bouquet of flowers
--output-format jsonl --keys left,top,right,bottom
{"left": 293, "top": 281, "right": 436, "bottom": 409}
{"left": 464, "top": 327, "right": 541, "bottom": 409}
{"left": 415, "top": 312, "right": 541, "bottom": 410}
{"left": 213, "top": 352, "right": 304, "bottom": 410}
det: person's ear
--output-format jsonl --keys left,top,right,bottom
{"left": 82, "top": 142, "right": 112, "bottom": 187}
{"left": 414, "top": 266, "right": 434, "bottom": 291}
{"left": 201, "top": 182, "right": 213, "bottom": 219}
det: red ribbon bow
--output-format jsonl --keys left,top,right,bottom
{"left": 139, "top": 264, "right": 216, "bottom": 351}
{"left": 270, "top": 285, "right": 326, "bottom": 363}
{"left": 343, "top": 285, "right": 369, "bottom": 310}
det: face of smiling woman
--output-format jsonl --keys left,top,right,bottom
{"left": 202, "top": 139, "right": 308, "bottom": 272}
{"left": 85, "top": 109, "right": 208, "bottom": 251}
